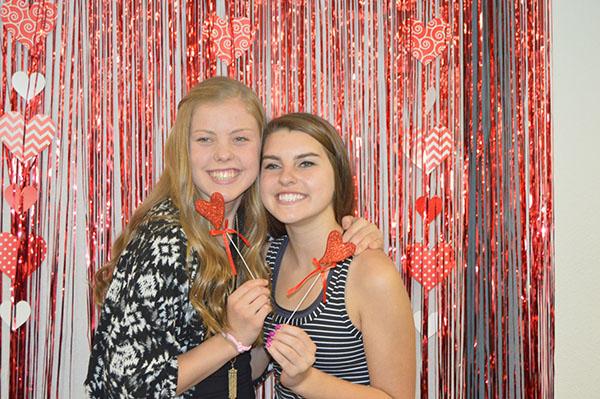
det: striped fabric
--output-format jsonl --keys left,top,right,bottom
{"left": 264, "top": 236, "right": 370, "bottom": 398}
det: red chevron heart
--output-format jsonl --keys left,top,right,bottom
{"left": 4, "top": 184, "right": 38, "bottom": 212}
{"left": 415, "top": 196, "right": 443, "bottom": 225}
{"left": 0, "top": 0, "right": 58, "bottom": 50}
{"left": 202, "top": 14, "right": 256, "bottom": 65}
{"left": 195, "top": 192, "right": 225, "bottom": 229}
{"left": 403, "top": 242, "right": 455, "bottom": 292}
{"left": 424, "top": 126, "right": 453, "bottom": 174}
{"left": 0, "top": 232, "right": 19, "bottom": 281}
{"left": 0, "top": 113, "right": 55, "bottom": 162}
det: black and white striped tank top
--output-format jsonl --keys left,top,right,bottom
{"left": 263, "top": 236, "right": 370, "bottom": 398}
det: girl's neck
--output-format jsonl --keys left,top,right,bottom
{"left": 284, "top": 215, "right": 341, "bottom": 272}
{"left": 224, "top": 197, "right": 243, "bottom": 226}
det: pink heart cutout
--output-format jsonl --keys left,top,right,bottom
{"left": 4, "top": 184, "right": 38, "bottom": 212}
{"left": 0, "top": 112, "right": 55, "bottom": 162}
{"left": 0, "top": 232, "right": 19, "bottom": 281}
{"left": 0, "top": 0, "right": 58, "bottom": 50}
{"left": 406, "top": 17, "right": 451, "bottom": 65}
{"left": 404, "top": 242, "right": 455, "bottom": 292}
{"left": 202, "top": 14, "right": 256, "bottom": 65}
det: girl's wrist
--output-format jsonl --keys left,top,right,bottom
{"left": 221, "top": 331, "right": 252, "bottom": 353}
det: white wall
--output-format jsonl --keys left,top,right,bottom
{"left": 553, "top": 0, "right": 600, "bottom": 397}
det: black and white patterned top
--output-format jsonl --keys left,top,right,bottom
{"left": 263, "top": 236, "right": 370, "bottom": 399}
{"left": 85, "top": 199, "right": 254, "bottom": 398}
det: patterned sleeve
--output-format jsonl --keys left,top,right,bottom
{"left": 92, "top": 220, "right": 192, "bottom": 398}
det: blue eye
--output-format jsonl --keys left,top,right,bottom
{"left": 234, "top": 136, "right": 250, "bottom": 143}
{"left": 299, "top": 160, "right": 315, "bottom": 167}
{"left": 262, "top": 162, "right": 280, "bottom": 170}
{"left": 195, "top": 136, "right": 211, "bottom": 143}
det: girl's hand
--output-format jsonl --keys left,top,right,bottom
{"left": 266, "top": 325, "right": 316, "bottom": 389}
{"left": 341, "top": 216, "right": 384, "bottom": 254}
{"left": 226, "top": 279, "right": 271, "bottom": 346}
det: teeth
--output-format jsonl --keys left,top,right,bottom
{"left": 278, "top": 193, "right": 306, "bottom": 203}
{"left": 209, "top": 170, "right": 238, "bottom": 181}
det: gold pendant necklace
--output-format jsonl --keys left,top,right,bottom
{"left": 228, "top": 357, "right": 238, "bottom": 399}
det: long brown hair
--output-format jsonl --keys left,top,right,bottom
{"left": 261, "top": 113, "right": 356, "bottom": 237}
{"left": 94, "top": 77, "right": 270, "bottom": 336}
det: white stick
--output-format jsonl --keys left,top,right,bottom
{"left": 285, "top": 274, "right": 321, "bottom": 324}
{"left": 226, "top": 233, "right": 256, "bottom": 280}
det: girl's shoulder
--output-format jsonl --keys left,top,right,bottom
{"left": 348, "top": 249, "right": 404, "bottom": 295}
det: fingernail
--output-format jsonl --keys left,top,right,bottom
{"left": 275, "top": 324, "right": 282, "bottom": 330}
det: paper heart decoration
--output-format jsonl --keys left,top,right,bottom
{"left": 404, "top": 242, "right": 455, "bottom": 292}
{"left": 202, "top": 14, "right": 256, "bottom": 65}
{"left": 4, "top": 184, "right": 38, "bottom": 212}
{"left": 0, "top": 300, "right": 31, "bottom": 330}
{"left": 0, "top": 112, "right": 55, "bottom": 162}
{"left": 22, "top": 235, "right": 47, "bottom": 278}
{"left": 415, "top": 196, "right": 442, "bottom": 225}
{"left": 424, "top": 126, "right": 453, "bottom": 174}
{"left": 195, "top": 192, "right": 225, "bottom": 229}
{"left": 0, "top": 232, "right": 19, "bottom": 281}
{"left": 11, "top": 71, "right": 46, "bottom": 101}
{"left": 320, "top": 230, "right": 356, "bottom": 264}
{"left": 0, "top": 0, "right": 58, "bottom": 50}
{"left": 406, "top": 17, "right": 451, "bottom": 64}
{"left": 403, "top": 131, "right": 424, "bottom": 167}
{"left": 413, "top": 311, "right": 439, "bottom": 338}
{"left": 426, "top": 86, "right": 437, "bottom": 113}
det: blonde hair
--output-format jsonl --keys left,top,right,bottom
{"left": 94, "top": 77, "right": 269, "bottom": 336}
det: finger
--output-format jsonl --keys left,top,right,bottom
{"left": 266, "top": 342, "right": 293, "bottom": 371}
{"left": 267, "top": 339, "right": 301, "bottom": 366}
{"left": 230, "top": 279, "right": 269, "bottom": 300}
{"left": 237, "top": 286, "right": 271, "bottom": 307}
{"left": 341, "top": 215, "right": 355, "bottom": 230}
{"left": 368, "top": 237, "right": 385, "bottom": 250}
{"left": 341, "top": 217, "right": 368, "bottom": 243}
{"left": 249, "top": 294, "right": 271, "bottom": 314}
{"left": 254, "top": 303, "right": 272, "bottom": 322}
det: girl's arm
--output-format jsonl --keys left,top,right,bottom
{"left": 267, "top": 250, "right": 415, "bottom": 398}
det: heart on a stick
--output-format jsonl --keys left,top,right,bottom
{"left": 195, "top": 192, "right": 225, "bottom": 229}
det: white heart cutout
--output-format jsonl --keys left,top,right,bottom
{"left": 0, "top": 300, "right": 31, "bottom": 330}
{"left": 11, "top": 71, "right": 46, "bottom": 101}
{"left": 413, "top": 310, "right": 439, "bottom": 338}
{"left": 426, "top": 87, "right": 437, "bottom": 113}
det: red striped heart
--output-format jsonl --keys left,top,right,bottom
{"left": 0, "top": 112, "right": 55, "bottom": 162}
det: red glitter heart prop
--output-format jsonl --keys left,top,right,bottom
{"left": 195, "top": 192, "right": 225, "bottom": 229}
{"left": 415, "top": 196, "right": 443, "bottom": 225}
{"left": 404, "top": 242, "right": 455, "bottom": 292}
{"left": 320, "top": 230, "right": 356, "bottom": 264}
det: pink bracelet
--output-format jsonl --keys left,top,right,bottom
{"left": 221, "top": 332, "right": 251, "bottom": 353}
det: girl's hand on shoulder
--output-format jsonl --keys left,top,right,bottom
{"left": 226, "top": 279, "right": 271, "bottom": 346}
{"left": 265, "top": 324, "right": 316, "bottom": 389}
{"left": 341, "top": 216, "right": 384, "bottom": 254}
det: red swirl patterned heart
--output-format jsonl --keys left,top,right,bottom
{"left": 404, "top": 242, "right": 455, "bottom": 292}
{"left": 0, "top": 0, "right": 58, "bottom": 50}
{"left": 405, "top": 17, "right": 451, "bottom": 65}
{"left": 320, "top": 231, "right": 356, "bottom": 264}
{"left": 201, "top": 14, "right": 256, "bottom": 65}
{"left": 195, "top": 192, "right": 225, "bottom": 229}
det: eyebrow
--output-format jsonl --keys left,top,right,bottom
{"left": 262, "top": 152, "right": 321, "bottom": 161}
{"left": 190, "top": 128, "right": 254, "bottom": 135}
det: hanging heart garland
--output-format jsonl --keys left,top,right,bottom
{"left": 201, "top": 14, "right": 256, "bottom": 65}
{"left": 4, "top": 184, "right": 38, "bottom": 212}
{"left": 0, "top": 0, "right": 58, "bottom": 50}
